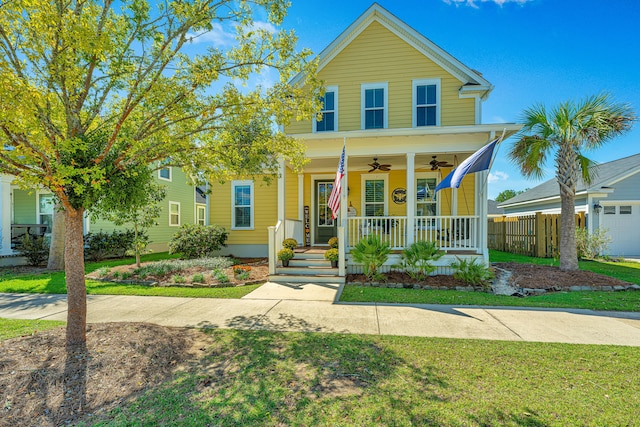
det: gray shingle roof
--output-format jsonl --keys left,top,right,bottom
{"left": 499, "top": 152, "right": 640, "bottom": 206}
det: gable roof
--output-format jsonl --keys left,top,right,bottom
{"left": 500, "top": 152, "right": 640, "bottom": 207}
{"left": 290, "top": 3, "right": 493, "bottom": 98}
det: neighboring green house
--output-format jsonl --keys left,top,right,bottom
{"left": 0, "top": 166, "right": 208, "bottom": 265}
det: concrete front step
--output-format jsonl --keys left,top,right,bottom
{"left": 292, "top": 250, "right": 326, "bottom": 260}
{"left": 288, "top": 258, "right": 330, "bottom": 267}
{"left": 276, "top": 266, "right": 338, "bottom": 276}
{"left": 268, "top": 274, "right": 345, "bottom": 284}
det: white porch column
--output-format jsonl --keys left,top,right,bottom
{"left": 451, "top": 188, "right": 458, "bottom": 215}
{"left": 297, "top": 173, "right": 304, "bottom": 221}
{"left": 339, "top": 144, "right": 348, "bottom": 277}
{"left": 406, "top": 152, "right": 415, "bottom": 246}
{"left": 277, "top": 157, "right": 285, "bottom": 221}
{"left": 477, "top": 170, "right": 489, "bottom": 263}
{"left": 0, "top": 175, "right": 12, "bottom": 255}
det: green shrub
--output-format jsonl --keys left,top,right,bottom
{"left": 576, "top": 227, "right": 611, "bottom": 260}
{"left": 277, "top": 248, "right": 294, "bottom": 261}
{"left": 450, "top": 257, "right": 495, "bottom": 290}
{"left": 169, "top": 224, "right": 228, "bottom": 259}
{"left": 328, "top": 237, "right": 339, "bottom": 249}
{"left": 282, "top": 238, "right": 298, "bottom": 250}
{"left": 351, "top": 235, "right": 391, "bottom": 281}
{"left": 95, "top": 267, "right": 111, "bottom": 278}
{"left": 397, "top": 241, "right": 443, "bottom": 280}
{"left": 212, "top": 269, "right": 230, "bottom": 283}
{"left": 133, "top": 257, "right": 232, "bottom": 278}
{"left": 172, "top": 275, "right": 185, "bottom": 284}
{"left": 84, "top": 230, "right": 140, "bottom": 261}
{"left": 324, "top": 248, "right": 339, "bottom": 262}
{"left": 191, "top": 273, "right": 205, "bottom": 283}
{"left": 16, "top": 235, "right": 49, "bottom": 266}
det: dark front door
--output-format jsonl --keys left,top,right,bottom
{"left": 314, "top": 180, "right": 337, "bottom": 245}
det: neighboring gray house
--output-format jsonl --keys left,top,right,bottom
{"left": 499, "top": 153, "right": 640, "bottom": 256}
{"left": 487, "top": 199, "right": 504, "bottom": 218}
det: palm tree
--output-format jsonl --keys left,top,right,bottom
{"left": 509, "top": 94, "right": 635, "bottom": 271}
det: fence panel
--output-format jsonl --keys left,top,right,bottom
{"left": 488, "top": 212, "right": 585, "bottom": 258}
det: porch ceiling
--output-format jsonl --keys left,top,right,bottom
{"left": 303, "top": 154, "right": 459, "bottom": 173}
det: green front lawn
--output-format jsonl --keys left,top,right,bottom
{"left": 0, "top": 318, "right": 65, "bottom": 340}
{"left": 340, "top": 250, "right": 640, "bottom": 311}
{"left": 85, "top": 329, "right": 640, "bottom": 426}
{"left": 0, "top": 253, "right": 261, "bottom": 298}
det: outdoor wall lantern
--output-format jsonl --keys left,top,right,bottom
{"left": 593, "top": 203, "right": 603, "bottom": 214}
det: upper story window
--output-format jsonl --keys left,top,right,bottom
{"left": 413, "top": 79, "right": 440, "bottom": 127}
{"left": 315, "top": 87, "right": 337, "bottom": 132}
{"left": 158, "top": 160, "right": 172, "bottom": 181}
{"left": 361, "top": 83, "right": 388, "bottom": 129}
{"left": 232, "top": 180, "right": 254, "bottom": 230}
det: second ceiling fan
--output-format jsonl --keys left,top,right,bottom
{"left": 429, "top": 155, "right": 453, "bottom": 170}
{"left": 368, "top": 157, "right": 391, "bottom": 172}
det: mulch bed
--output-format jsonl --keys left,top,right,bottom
{"left": 0, "top": 323, "right": 205, "bottom": 427}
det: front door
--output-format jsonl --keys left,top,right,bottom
{"left": 314, "top": 180, "right": 337, "bottom": 245}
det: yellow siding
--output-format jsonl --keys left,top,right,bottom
{"left": 285, "top": 166, "right": 299, "bottom": 219}
{"left": 456, "top": 174, "right": 476, "bottom": 215}
{"left": 210, "top": 179, "right": 277, "bottom": 245}
{"left": 286, "top": 21, "right": 476, "bottom": 135}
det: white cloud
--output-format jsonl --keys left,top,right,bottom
{"left": 488, "top": 170, "right": 509, "bottom": 183}
{"left": 187, "top": 23, "right": 235, "bottom": 46}
{"left": 444, "top": 0, "right": 534, "bottom": 8}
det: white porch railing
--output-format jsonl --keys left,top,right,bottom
{"left": 285, "top": 218, "right": 304, "bottom": 245}
{"left": 268, "top": 220, "right": 284, "bottom": 275}
{"left": 347, "top": 215, "right": 480, "bottom": 251}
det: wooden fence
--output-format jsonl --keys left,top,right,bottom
{"left": 488, "top": 212, "right": 586, "bottom": 258}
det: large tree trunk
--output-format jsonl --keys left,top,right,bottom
{"left": 47, "top": 207, "right": 65, "bottom": 270}
{"left": 559, "top": 190, "right": 579, "bottom": 271}
{"left": 64, "top": 207, "right": 87, "bottom": 346}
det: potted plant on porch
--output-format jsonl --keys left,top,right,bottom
{"left": 277, "top": 248, "right": 294, "bottom": 267}
{"left": 324, "top": 248, "right": 339, "bottom": 268}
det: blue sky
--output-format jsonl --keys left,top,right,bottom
{"left": 276, "top": 0, "right": 640, "bottom": 199}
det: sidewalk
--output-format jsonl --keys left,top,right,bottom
{"left": 1, "top": 282, "right": 639, "bottom": 346}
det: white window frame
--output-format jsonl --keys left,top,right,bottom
{"left": 196, "top": 204, "right": 206, "bottom": 225}
{"left": 169, "top": 201, "right": 181, "bottom": 226}
{"left": 412, "top": 79, "right": 441, "bottom": 127}
{"left": 231, "top": 180, "right": 254, "bottom": 230}
{"left": 603, "top": 206, "right": 616, "bottom": 215}
{"left": 158, "top": 166, "right": 172, "bottom": 182}
{"left": 36, "top": 191, "right": 54, "bottom": 234}
{"left": 415, "top": 172, "right": 440, "bottom": 217}
{"left": 361, "top": 82, "right": 388, "bottom": 130}
{"left": 313, "top": 86, "right": 338, "bottom": 133}
{"left": 620, "top": 205, "right": 632, "bottom": 215}
{"left": 361, "top": 174, "right": 389, "bottom": 216}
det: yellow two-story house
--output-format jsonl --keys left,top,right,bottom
{"left": 210, "top": 4, "right": 521, "bottom": 280}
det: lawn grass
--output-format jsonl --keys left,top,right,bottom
{"left": 339, "top": 250, "right": 640, "bottom": 311}
{"left": 0, "top": 317, "right": 64, "bottom": 340}
{"left": 340, "top": 286, "right": 640, "bottom": 311}
{"left": 85, "top": 329, "right": 640, "bottom": 426}
{"left": 0, "top": 253, "right": 261, "bottom": 299}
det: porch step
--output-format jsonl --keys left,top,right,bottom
{"left": 275, "top": 266, "right": 338, "bottom": 276}
{"left": 270, "top": 248, "right": 344, "bottom": 284}
{"left": 268, "top": 274, "right": 345, "bottom": 285}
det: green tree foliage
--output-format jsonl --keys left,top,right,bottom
{"left": 0, "top": 0, "right": 322, "bottom": 345}
{"left": 509, "top": 94, "right": 634, "bottom": 271}
{"left": 91, "top": 166, "right": 165, "bottom": 267}
{"left": 495, "top": 189, "right": 524, "bottom": 203}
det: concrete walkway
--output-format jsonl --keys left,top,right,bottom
{"left": 1, "top": 282, "right": 639, "bottom": 346}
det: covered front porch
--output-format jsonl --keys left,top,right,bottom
{"left": 268, "top": 124, "right": 520, "bottom": 276}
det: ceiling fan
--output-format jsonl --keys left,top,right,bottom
{"left": 368, "top": 157, "right": 391, "bottom": 172}
{"left": 429, "top": 155, "right": 453, "bottom": 170}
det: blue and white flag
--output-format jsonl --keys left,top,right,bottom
{"left": 435, "top": 137, "right": 499, "bottom": 192}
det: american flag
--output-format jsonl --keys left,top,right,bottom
{"left": 327, "top": 144, "right": 345, "bottom": 220}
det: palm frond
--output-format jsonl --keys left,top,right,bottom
{"left": 577, "top": 154, "right": 597, "bottom": 186}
